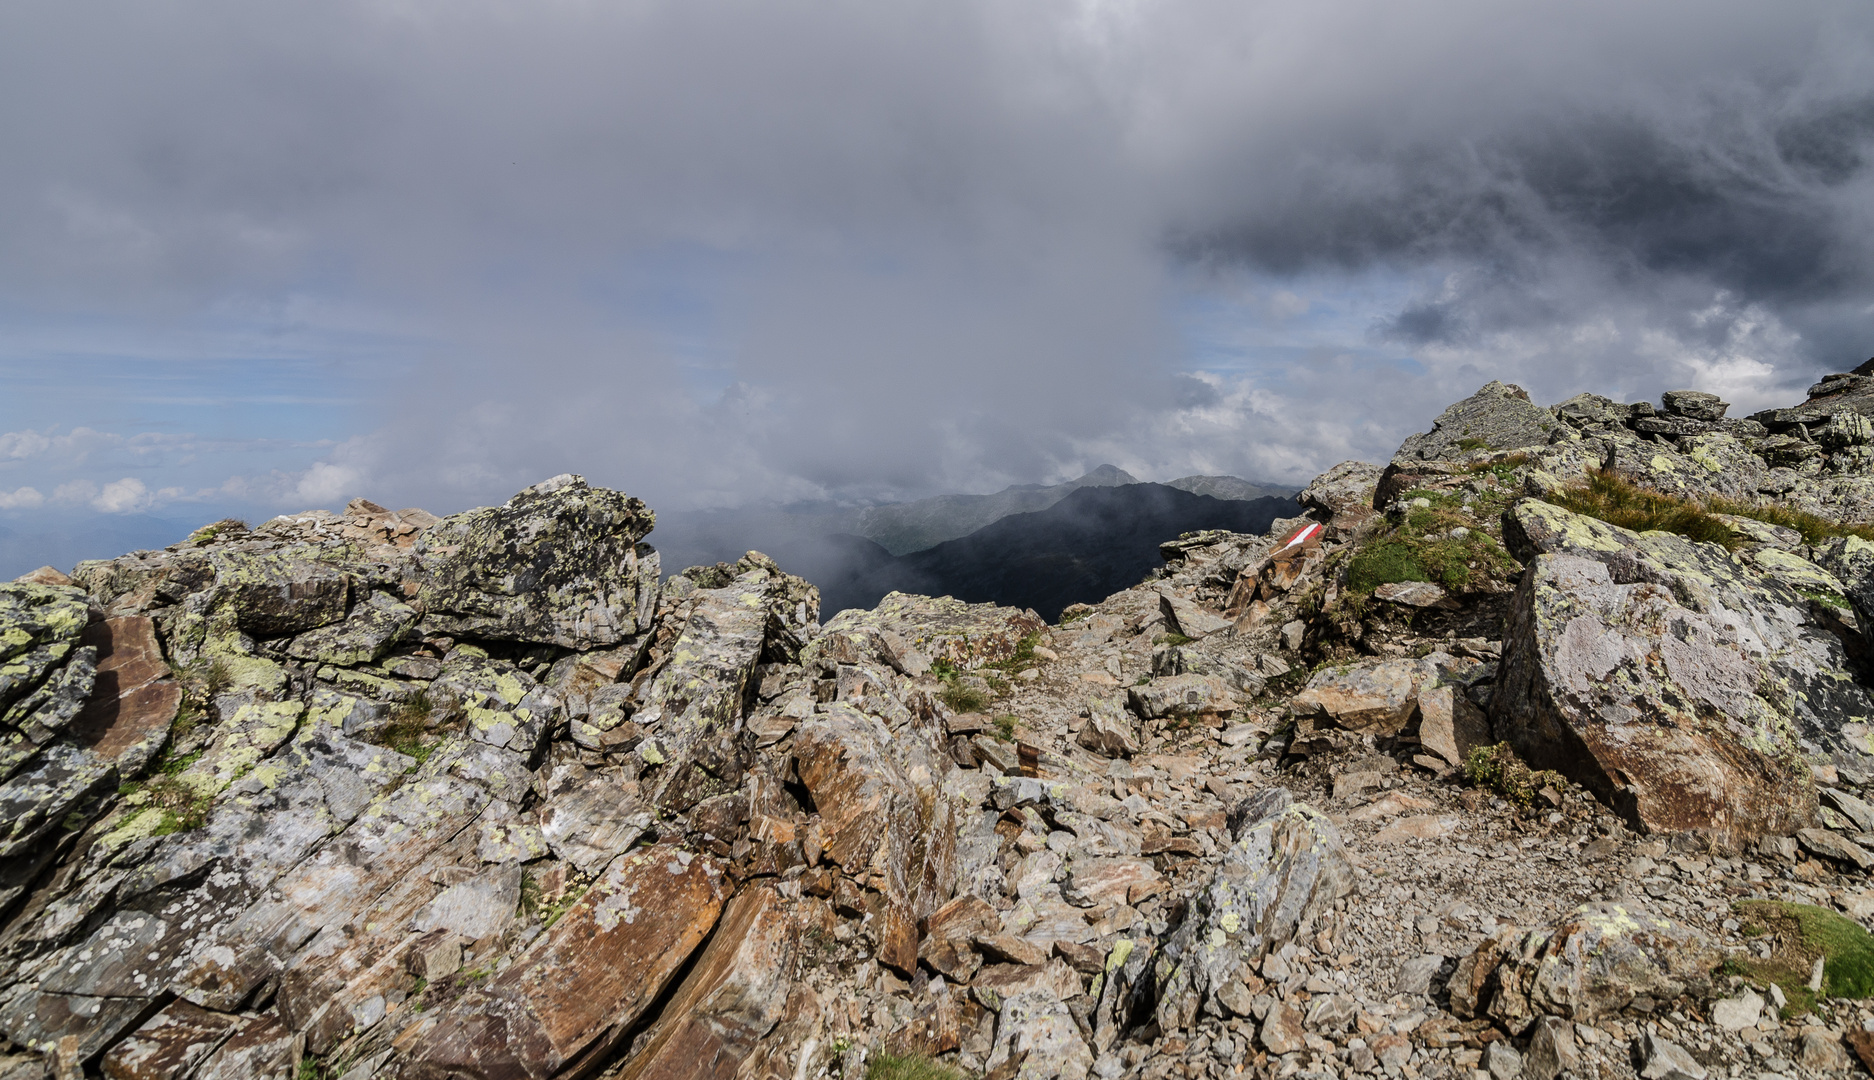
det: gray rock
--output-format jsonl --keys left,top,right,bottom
{"left": 1394, "top": 954, "right": 1446, "bottom": 996}
{"left": 418, "top": 474, "right": 659, "bottom": 648}
{"left": 986, "top": 990, "right": 1093, "bottom": 1080}
{"left": 1496, "top": 499, "right": 1871, "bottom": 840}
{"left": 412, "top": 865, "right": 523, "bottom": 940}
{"left": 1416, "top": 684, "right": 1491, "bottom": 768}
{"left": 1798, "top": 828, "right": 1874, "bottom": 869}
{"left": 0, "top": 582, "right": 91, "bottom": 715}
{"left": 1076, "top": 697, "right": 1138, "bottom": 758}
{"left": 1464, "top": 902, "right": 1719, "bottom": 1027}
{"left": 1297, "top": 461, "right": 1383, "bottom": 528}
{"left": 1127, "top": 673, "right": 1234, "bottom": 720}
{"left": 1636, "top": 1031, "right": 1707, "bottom": 1080}
{"left": 286, "top": 591, "right": 417, "bottom": 666}
{"left": 1824, "top": 788, "right": 1874, "bottom": 834}
{"left": 1159, "top": 592, "right": 1231, "bottom": 638}
{"left": 1710, "top": 989, "right": 1763, "bottom": 1031}
{"left": 1661, "top": 390, "right": 1729, "bottom": 421}
{"left": 1155, "top": 788, "right": 1353, "bottom": 1031}
{"left": 1524, "top": 1016, "right": 1580, "bottom": 1080}
{"left": 1483, "top": 1040, "right": 1523, "bottom": 1080}
{"left": 1395, "top": 381, "right": 1558, "bottom": 462}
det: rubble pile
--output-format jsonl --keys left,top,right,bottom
{"left": 8, "top": 367, "right": 1874, "bottom": 1079}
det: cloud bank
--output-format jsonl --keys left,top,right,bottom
{"left": 1, "top": 0, "right": 1871, "bottom": 527}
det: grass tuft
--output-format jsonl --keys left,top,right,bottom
{"left": 1732, "top": 900, "right": 1874, "bottom": 1016}
{"left": 382, "top": 690, "right": 439, "bottom": 763}
{"left": 866, "top": 1052, "right": 968, "bottom": 1080}
{"left": 1544, "top": 471, "right": 1739, "bottom": 550}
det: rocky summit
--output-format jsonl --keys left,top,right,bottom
{"left": 17, "top": 372, "right": 1874, "bottom": 1080}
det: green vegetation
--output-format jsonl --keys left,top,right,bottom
{"left": 866, "top": 1052, "right": 968, "bottom": 1080}
{"left": 1462, "top": 743, "right": 1564, "bottom": 808}
{"left": 1542, "top": 469, "right": 1874, "bottom": 554}
{"left": 983, "top": 631, "right": 1044, "bottom": 677}
{"left": 1732, "top": 900, "right": 1874, "bottom": 1016}
{"left": 520, "top": 870, "right": 588, "bottom": 929}
{"left": 1153, "top": 632, "right": 1194, "bottom": 647}
{"left": 992, "top": 714, "right": 1019, "bottom": 743}
{"left": 1346, "top": 489, "right": 1520, "bottom": 594}
{"left": 184, "top": 518, "right": 248, "bottom": 546}
{"left": 119, "top": 741, "right": 213, "bottom": 835}
{"left": 382, "top": 690, "right": 439, "bottom": 764}
{"left": 1802, "top": 588, "right": 1853, "bottom": 611}
{"left": 1705, "top": 493, "right": 1874, "bottom": 546}
{"left": 1466, "top": 453, "right": 1531, "bottom": 487}
{"left": 1455, "top": 438, "right": 1489, "bottom": 451}
{"left": 1544, "top": 471, "right": 1739, "bottom": 550}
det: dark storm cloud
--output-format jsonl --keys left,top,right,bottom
{"left": 1, "top": 0, "right": 1871, "bottom": 518}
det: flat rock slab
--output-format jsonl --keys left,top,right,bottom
{"left": 402, "top": 845, "right": 730, "bottom": 1080}
{"left": 68, "top": 616, "right": 181, "bottom": 773}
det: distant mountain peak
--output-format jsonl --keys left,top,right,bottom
{"left": 1074, "top": 464, "right": 1139, "bottom": 486}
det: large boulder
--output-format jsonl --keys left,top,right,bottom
{"left": 417, "top": 473, "right": 659, "bottom": 649}
{"left": 793, "top": 704, "right": 957, "bottom": 974}
{"left": 1395, "top": 382, "right": 1559, "bottom": 463}
{"left": 1451, "top": 902, "right": 1720, "bottom": 1026}
{"left": 1495, "top": 499, "right": 1874, "bottom": 839}
{"left": 1153, "top": 788, "right": 1353, "bottom": 1031}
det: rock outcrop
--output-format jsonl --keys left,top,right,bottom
{"left": 13, "top": 370, "right": 1874, "bottom": 1080}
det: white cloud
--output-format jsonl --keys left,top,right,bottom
{"left": 90, "top": 477, "right": 152, "bottom": 513}
{"left": 0, "top": 486, "right": 44, "bottom": 509}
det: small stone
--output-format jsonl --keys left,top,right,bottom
{"left": 1810, "top": 955, "right": 1827, "bottom": 992}
{"left": 1371, "top": 1033, "right": 1410, "bottom": 1069}
{"left": 1482, "top": 1040, "right": 1523, "bottom": 1080}
{"left": 1636, "top": 1031, "right": 1708, "bottom": 1080}
{"left": 1395, "top": 954, "right": 1445, "bottom": 996}
{"left": 1524, "top": 1016, "right": 1579, "bottom": 1080}
{"left": 1259, "top": 1001, "right": 1305, "bottom": 1055}
{"left": 1711, "top": 989, "right": 1764, "bottom": 1031}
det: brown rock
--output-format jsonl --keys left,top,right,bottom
{"left": 1416, "top": 684, "right": 1491, "bottom": 768}
{"left": 14, "top": 565, "right": 71, "bottom": 586}
{"left": 68, "top": 616, "right": 182, "bottom": 772}
{"left": 975, "top": 933, "right": 1049, "bottom": 967}
{"left": 614, "top": 885, "right": 818, "bottom": 1080}
{"left": 1259, "top": 1001, "right": 1306, "bottom": 1054}
{"left": 971, "top": 960, "right": 1083, "bottom": 1012}
{"left": 101, "top": 1001, "right": 241, "bottom": 1080}
{"left": 1291, "top": 658, "right": 1437, "bottom": 736}
{"left": 1371, "top": 814, "right": 1461, "bottom": 845}
{"left": 401, "top": 845, "right": 730, "bottom": 1080}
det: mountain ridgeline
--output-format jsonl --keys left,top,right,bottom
{"left": 755, "top": 483, "right": 1296, "bottom": 619}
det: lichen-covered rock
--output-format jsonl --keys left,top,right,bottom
{"left": 417, "top": 473, "right": 658, "bottom": 649}
{"left": 1127, "top": 673, "right": 1234, "bottom": 721}
{"left": 1153, "top": 788, "right": 1353, "bottom": 1032}
{"left": 807, "top": 592, "right": 1045, "bottom": 672}
{"left": 1454, "top": 902, "right": 1720, "bottom": 1026}
{"left": 985, "top": 989, "right": 1094, "bottom": 1080}
{"left": 201, "top": 549, "right": 355, "bottom": 639}
{"left": 1395, "top": 382, "right": 1559, "bottom": 463}
{"left": 285, "top": 591, "right": 417, "bottom": 666}
{"left": 1297, "top": 460, "right": 1383, "bottom": 530}
{"left": 0, "top": 582, "right": 91, "bottom": 716}
{"left": 1495, "top": 499, "right": 1873, "bottom": 838}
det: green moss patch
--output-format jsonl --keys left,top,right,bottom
{"left": 1462, "top": 743, "right": 1564, "bottom": 808}
{"left": 1732, "top": 900, "right": 1874, "bottom": 1015}
{"left": 1346, "top": 489, "right": 1521, "bottom": 595}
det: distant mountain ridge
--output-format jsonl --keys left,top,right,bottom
{"left": 761, "top": 483, "right": 1297, "bottom": 618}
{"left": 853, "top": 464, "right": 1141, "bottom": 555}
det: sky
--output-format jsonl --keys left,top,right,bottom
{"left": 3, "top": 0, "right": 1873, "bottom": 571}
